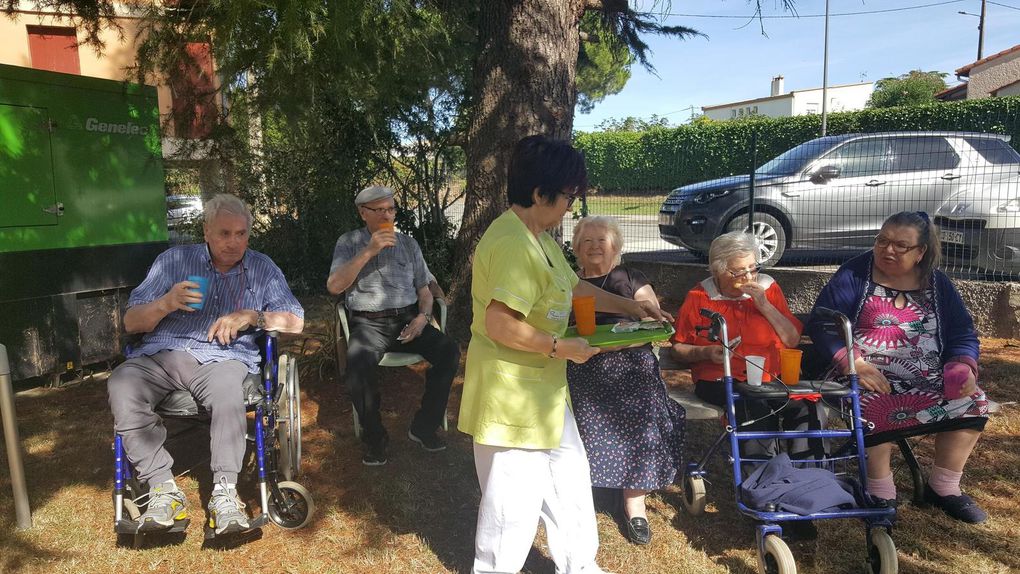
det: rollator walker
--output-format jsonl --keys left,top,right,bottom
{"left": 680, "top": 307, "right": 898, "bottom": 574}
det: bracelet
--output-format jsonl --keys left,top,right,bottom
{"left": 548, "top": 335, "right": 558, "bottom": 358}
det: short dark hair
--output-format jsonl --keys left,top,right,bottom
{"left": 881, "top": 211, "right": 942, "bottom": 285}
{"left": 507, "top": 135, "right": 588, "bottom": 208}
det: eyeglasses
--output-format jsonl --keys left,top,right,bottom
{"left": 726, "top": 264, "right": 762, "bottom": 279}
{"left": 874, "top": 235, "right": 921, "bottom": 254}
{"left": 360, "top": 205, "right": 397, "bottom": 215}
{"left": 560, "top": 189, "right": 583, "bottom": 208}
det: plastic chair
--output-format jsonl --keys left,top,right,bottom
{"left": 335, "top": 298, "right": 450, "bottom": 438}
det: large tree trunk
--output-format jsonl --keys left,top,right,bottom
{"left": 447, "top": 0, "right": 584, "bottom": 336}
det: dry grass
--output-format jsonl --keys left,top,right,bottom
{"left": 1, "top": 296, "right": 1019, "bottom": 573}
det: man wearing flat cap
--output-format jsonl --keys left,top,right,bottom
{"left": 327, "top": 185, "right": 460, "bottom": 466}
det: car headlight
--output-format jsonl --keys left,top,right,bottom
{"left": 997, "top": 198, "right": 1020, "bottom": 213}
{"left": 693, "top": 188, "right": 736, "bottom": 204}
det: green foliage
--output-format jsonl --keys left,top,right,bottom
{"left": 868, "top": 70, "right": 948, "bottom": 108}
{"left": 594, "top": 115, "right": 673, "bottom": 132}
{"left": 575, "top": 96, "right": 1020, "bottom": 193}
{"left": 576, "top": 13, "right": 634, "bottom": 114}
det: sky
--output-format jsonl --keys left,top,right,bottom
{"left": 573, "top": 0, "right": 1020, "bottom": 131}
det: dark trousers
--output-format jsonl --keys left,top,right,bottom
{"left": 345, "top": 310, "right": 460, "bottom": 446}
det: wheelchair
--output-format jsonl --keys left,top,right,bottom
{"left": 680, "top": 308, "right": 897, "bottom": 574}
{"left": 112, "top": 332, "right": 314, "bottom": 547}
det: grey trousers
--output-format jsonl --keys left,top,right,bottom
{"left": 107, "top": 350, "right": 247, "bottom": 485}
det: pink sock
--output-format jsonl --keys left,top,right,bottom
{"left": 867, "top": 473, "right": 896, "bottom": 500}
{"left": 928, "top": 465, "right": 964, "bottom": 497}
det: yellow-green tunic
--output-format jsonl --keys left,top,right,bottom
{"left": 458, "top": 210, "right": 579, "bottom": 449}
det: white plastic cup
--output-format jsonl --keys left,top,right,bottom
{"left": 745, "top": 355, "right": 766, "bottom": 386}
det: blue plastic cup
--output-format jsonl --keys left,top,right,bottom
{"left": 187, "top": 275, "right": 209, "bottom": 310}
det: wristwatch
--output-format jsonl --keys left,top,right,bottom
{"left": 256, "top": 310, "right": 266, "bottom": 330}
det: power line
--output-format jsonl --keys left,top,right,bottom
{"left": 987, "top": 0, "right": 1020, "bottom": 11}
{"left": 664, "top": 0, "right": 970, "bottom": 19}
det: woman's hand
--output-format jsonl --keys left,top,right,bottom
{"left": 633, "top": 298, "right": 673, "bottom": 323}
{"left": 959, "top": 370, "right": 978, "bottom": 398}
{"left": 739, "top": 281, "right": 769, "bottom": 308}
{"left": 557, "top": 337, "right": 600, "bottom": 364}
{"left": 854, "top": 359, "right": 892, "bottom": 394}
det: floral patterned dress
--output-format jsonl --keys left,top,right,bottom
{"left": 856, "top": 283, "right": 989, "bottom": 436}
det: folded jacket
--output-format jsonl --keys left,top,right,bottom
{"left": 740, "top": 453, "right": 858, "bottom": 515}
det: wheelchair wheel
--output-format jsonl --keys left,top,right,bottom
{"left": 681, "top": 474, "right": 707, "bottom": 516}
{"left": 268, "top": 481, "right": 315, "bottom": 530}
{"left": 757, "top": 534, "right": 797, "bottom": 574}
{"left": 867, "top": 529, "right": 898, "bottom": 574}
{"left": 276, "top": 354, "right": 302, "bottom": 481}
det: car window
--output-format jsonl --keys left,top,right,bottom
{"left": 886, "top": 137, "right": 960, "bottom": 172}
{"left": 964, "top": 137, "right": 1020, "bottom": 165}
{"left": 756, "top": 138, "right": 840, "bottom": 176}
{"left": 821, "top": 139, "right": 893, "bottom": 178}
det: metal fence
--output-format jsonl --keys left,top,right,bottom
{"left": 575, "top": 128, "right": 1020, "bottom": 281}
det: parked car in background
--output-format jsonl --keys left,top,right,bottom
{"left": 167, "top": 195, "right": 203, "bottom": 244}
{"left": 167, "top": 194, "right": 203, "bottom": 229}
{"left": 936, "top": 172, "right": 1020, "bottom": 277}
{"left": 658, "top": 131, "right": 1020, "bottom": 266}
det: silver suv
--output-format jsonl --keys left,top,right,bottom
{"left": 658, "top": 131, "right": 1020, "bottom": 266}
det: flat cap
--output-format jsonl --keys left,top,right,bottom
{"left": 355, "top": 185, "right": 395, "bottom": 206}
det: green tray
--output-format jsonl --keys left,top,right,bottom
{"left": 563, "top": 321, "right": 675, "bottom": 347}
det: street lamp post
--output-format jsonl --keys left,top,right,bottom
{"left": 959, "top": 0, "right": 987, "bottom": 61}
{"left": 821, "top": 0, "right": 830, "bottom": 136}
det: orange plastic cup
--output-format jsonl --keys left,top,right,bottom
{"left": 377, "top": 222, "right": 395, "bottom": 232}
{"left": 780, "top": 348, "right": 803, "bottom": 386}
{"left": 572, "top": 296, "right": 597, "bottom": 336}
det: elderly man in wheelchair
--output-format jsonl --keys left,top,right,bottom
{"left": 108, "top": 194, "right": 306, "bottom": 539}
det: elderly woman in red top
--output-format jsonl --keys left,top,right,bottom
{"left": 671, "top": 231, "right": 804, "bottom": 461}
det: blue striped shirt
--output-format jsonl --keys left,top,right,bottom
{"left": 127, "top": 244, "right": 304, "bottom": 372}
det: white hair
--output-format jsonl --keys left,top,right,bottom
{"left": 708, "top": 231, "right": 759, "bottom": 276}
{"left": 203, "top": 194, "right": 253, "bottom": 230}
{"left": 572, "top": 216, "right": 624, "bottom": 266}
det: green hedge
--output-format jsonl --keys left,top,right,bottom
{"left": 574, "top": 96, "right": 1020, "bottom": 193}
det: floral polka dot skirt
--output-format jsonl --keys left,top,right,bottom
{"left": 567, "top": 347, "right": 686, "bottom": 491}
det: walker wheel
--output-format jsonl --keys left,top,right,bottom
{"left": 268, "top": 481, "right": 315, "bottom": 530}
{"left": 681, "top": 474, "right": 707, "bottom": 516}
{"left": 757, "top": 534, "right": 797, "bottom": 574}
{"left": 866, "top": 529, "right": 898, "bottom": 574}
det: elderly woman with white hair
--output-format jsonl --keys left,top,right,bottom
{"left": 671, "top": 231, "right": 805, "bottom": 461}
{"left": 566, "top": 216, "right": 686, "bottom": 546}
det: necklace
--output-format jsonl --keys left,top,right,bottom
{"left": 584, "top": 267, "right": 612, "bottom": 290}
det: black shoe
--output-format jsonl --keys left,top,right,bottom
{"left": 784, "top": 520, "right": 818, "bottom": 542}
{"left": 923, "top": 483, "right": 987, "bottom": 524}
{"left": 362, "top": 439, "right": 388, "bottom": 466}
{"left": 408, "top": 429, "right": 447, "bottom": 452}
{"left": 625, "top": 517, "right": 651, "bottom": 545}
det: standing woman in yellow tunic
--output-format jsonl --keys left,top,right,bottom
{"left": 459, "top": 135, "right": 673, "bottom": 574}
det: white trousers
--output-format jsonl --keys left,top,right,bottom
{"left": 471, "top": 405, "right": 609, "bottom": 574}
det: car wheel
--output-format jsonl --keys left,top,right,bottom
{"left": 726, "top": 213, "right": 787, "bottom": 266}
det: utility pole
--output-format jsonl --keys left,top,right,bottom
{"left": 821, "top": 0, "right": 830, "bottom": 136}
{"left": 978, "top": 0, "right": 986, "bottom": 60}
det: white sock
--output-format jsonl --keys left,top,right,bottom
{"left": 152, "top": 479, "right": 178, "bottom": 493}
{"left": 213, "top": 482, "right": 236, "bottom": 493}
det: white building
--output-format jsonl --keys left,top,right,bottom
{"left": 702, "top": 76, "right": 874, "bottom": 121}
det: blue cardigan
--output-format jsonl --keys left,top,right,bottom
{"left": 805, "top": 252, "right": 979, "bottom": 366}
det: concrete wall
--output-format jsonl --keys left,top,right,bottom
{"left": 967, "top": 49, "right": 1020, "bottom": 99}
{"left": 626, "top": 259, "right": 1020, "bottom": 339}
{"left": 791, "top": 83, "right": 874, "bottom": 115}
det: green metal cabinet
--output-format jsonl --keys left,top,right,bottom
{"left": 0, "top": 64, "right": 169, "bottom": 382}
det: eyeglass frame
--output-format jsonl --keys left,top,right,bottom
{"left": 560, "top": 189, "right": 584, "bottom": 208}
{"left": 359, "top": 204, "right": 398, "bottom": 215}
{"left": 726, "top": 263, "right": 762, "bottom": 279}
{"left": 874, "top": 235, "right": 922, "bottom": 254}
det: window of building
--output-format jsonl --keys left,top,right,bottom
{"left": 170, "top": 41, "right": 217, "bottom": 139}
{"left": 27, "top": 26, "right": 80, "bottom": 75}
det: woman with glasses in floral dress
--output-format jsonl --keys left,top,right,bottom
{"left": 671, "top": 231, "right": 805, "bottom": 463}
{"left": 806, "top": 211, "right": 990, "bottom": 524}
